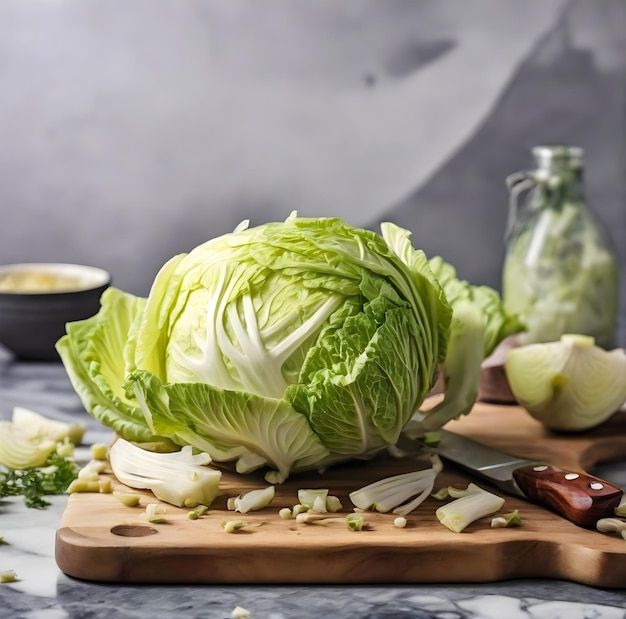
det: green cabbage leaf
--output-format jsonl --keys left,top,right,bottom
{"left": 381, "top": 222, "right": 524, "bottom": 435}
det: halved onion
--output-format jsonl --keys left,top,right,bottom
{"left": 505, "top": 334, "right": 626, "bottom": 431}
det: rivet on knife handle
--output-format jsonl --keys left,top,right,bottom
{"left": 512, "top": 464, "right": 623, "bottom": 528}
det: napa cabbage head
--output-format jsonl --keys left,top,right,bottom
{"left": 57, "top": 215, "right": 452, "bottom": 482}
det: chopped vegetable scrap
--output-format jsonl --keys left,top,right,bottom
{"left": 297, "top": 489, "right": 342, "bottom": 513}
{"left": 187, "top": 505, "right": 209, "bottom": 520}
{"left": 393, "top": 516, "right": 407, "bottom": 529}
{"left": 145, "top": 503, "right": 167, "bottom": 524}
{"left": 435, "top": 483, "right": 505, "bottom": 533}
{"left": 228, "top": 487, "right": 275, "bottom": 513}
{"left": 0, "top": 570, "right": 18, "bottom": 584}
{"left": 596, "top": 518, "right": 626, "bottom": 539}
{"left": 114, "top": 493, "right": 141, "bottom": 507}
{"left": 491, "top": 510, "right": 522, "bottom": 528}
{"left": 221, "top": 520, "right": 248, "bottom": 533}
{"left": 345, "top": 514, "right": 364, "bottom": 531}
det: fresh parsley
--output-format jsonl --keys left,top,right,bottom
{"left": 0, "top": 452, "right": 78, "bottom": 508}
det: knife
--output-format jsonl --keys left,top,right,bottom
{"left": 424, "top": 429, "right": 623, "bottom": 528}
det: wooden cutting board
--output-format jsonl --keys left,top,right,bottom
{"left": 55, "top": 402, "right": 626, "bottom": 588}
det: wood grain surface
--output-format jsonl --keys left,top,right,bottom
{"left": 55, "top": 402, "right": 626, "bottom": 587}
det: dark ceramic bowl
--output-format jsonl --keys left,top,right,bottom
{"left": 0, "top": 263, "right": 110, "bottom": 361}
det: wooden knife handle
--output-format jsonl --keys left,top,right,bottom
{"left": 512, "top": 464, "right": 623, "bottom": 529}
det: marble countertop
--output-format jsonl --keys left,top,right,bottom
{"left": 1, "top": 354, "right": 626, "bottom": 619}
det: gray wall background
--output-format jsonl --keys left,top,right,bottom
{"left": 1, "top": 0, "right": 624, "bottom": 337}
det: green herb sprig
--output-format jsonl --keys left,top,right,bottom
{"left": 0, "top": 452, "right": 78, "bottom": 508}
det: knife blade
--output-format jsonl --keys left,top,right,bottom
{"left": 426, "top": 429, "right": 623, "bottom": 528}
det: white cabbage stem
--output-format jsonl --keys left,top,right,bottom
{"left": 349, "top": 455, "right": 441, "bottom": 516}
{"left": 109, "top": 439, "right": 221, "bottom": 508}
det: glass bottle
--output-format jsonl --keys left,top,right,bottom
{"left": 502, "top": 146, "right": 618, "bottom": 349}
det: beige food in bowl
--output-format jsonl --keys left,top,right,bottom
{"left": 0, "top": 271, "right": 84, "bottom": 293}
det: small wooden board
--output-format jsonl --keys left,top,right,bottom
{"left": 56, "top": 403, "right": 626, "bottom": 587}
